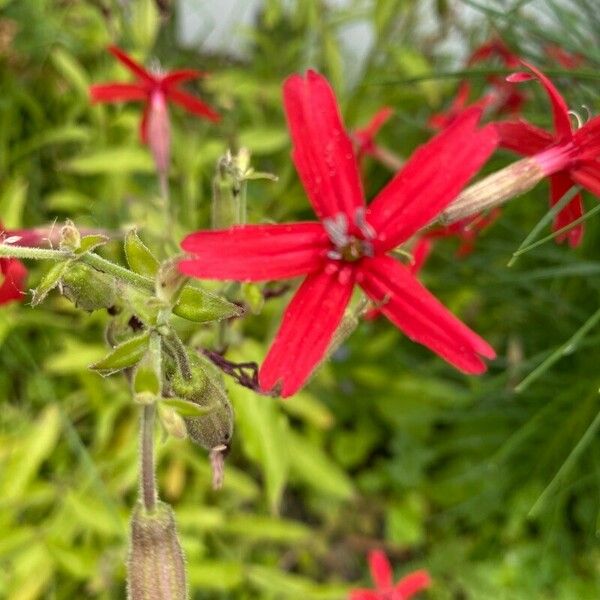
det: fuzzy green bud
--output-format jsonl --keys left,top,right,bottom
{"left": 170, "top": 354, "right": 233, "bottom": 488}
{"left": 127, "top": 501, "right": 188, "bottom": 600}
{"left": 61, "top": 263, "right": 116, "bottom": 312}
{"left": 59, "top": 219, "right": 80, "bottom": 251}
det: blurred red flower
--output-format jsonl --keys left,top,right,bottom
{"left": 495, "top": 63, "right": 600, "bottom": 246}
{"left": 90, "top": 46, "right": 219, "bottom": 174}
{"left": 349, "top": 550, "right": 431, "bottom": 600}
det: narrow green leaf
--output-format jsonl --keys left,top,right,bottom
{"left": 90, "top": 331, "right": 151, "bottom": 374}
{"left": 65, "top": 147, "right": 154, "bottom": 174}
{"left": 173, "top": 284, "right": 242, "bottom": 323}
{"left": 124, "top": 229, "right": 159, "bottom": 277}
{"left": 161, "top": 397, "right": 213, "bottom": 417}
{"left": 508, "top": 185, "right": 582, "bottom": 266}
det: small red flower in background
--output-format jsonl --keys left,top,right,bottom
{"left": 180, "top": 71, "right": 497, "bottom": 397}
{"left": 545, "top": 44, "right": 585, "bottom": 69}
{"left": 412, "top": 209, "right": 501, "bottom": 272}
{"left": 90, "top": 46, "right": 220, "bottom": 174}
{"left": 352, "top": 107, "right": 403, "bottom": 170}
{"left": 349, "top": 550, "right": 431, "bottom": 600}
{"left": 495, "top": 62, "right": 600, "bottom": 246}
{"left": 428, "top": 82, "right": 494, "bottom": 131}
{"left": 468, "top": 38, "right": 527, "bottom": 116}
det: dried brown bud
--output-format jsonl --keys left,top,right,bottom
{"left": 441, "top": 157, "right": 545, "bottom": 224}
{"left": 127, "top": 501, "right": 188, "bottom": 600}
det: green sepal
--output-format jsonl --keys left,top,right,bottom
{"left": 133, "top": 361, "right": 161, "bottom": 396}
{"left": 241, "top": 283, "right": 264, "bottom": 315}
{"left": 158, "top": 405, "right": 188, "bottom": 440}
{"left": 125, "top": 229, "right": 159, "bottom": 278}
{"left": 90, "top": 331, "right": 151, "bottom": 375}
{"left": 61, "top": 263, "right": 116, "bottom": 312}
{"left": 122, "top": 286, "right": 159, "bottom": 326}
{"left": 155, "top": 258, "right": 186, "bottom": 304}
{"left": 162, "top": 397, "right": 213, "bottom": 417}
{"left": 76, "top": 234, "right": 109, "bottom": 255}
{"left": 31, "top": 260, "right": 73, "bottom": 307}
{"left": 173, "top": 284, "right": 243, "bottom": 323}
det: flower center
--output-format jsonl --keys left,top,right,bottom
{"left": 323, "top": 208, "right": 375, "bottom": 262}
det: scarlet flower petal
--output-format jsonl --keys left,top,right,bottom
{"left": 520, "top": 61, "right": 572, "bottom": 140}
{"left": 108, "top": 45, "right": 155, "bottom": 83}
{"left": 368, "top": 108, "right": 498, "bottom": 251}
{"left": 549, "top": 172, "right": 584, "bottom": 247}
{"left": 259, "top": 267, "right": 354, "bottom": 397}
{"left": 161, "top": 69, "right": 205, "bottom": 87}
{"left": 89, "top": 83, "right": 148, "bottom": 103}
{"left": 410, "top": 237, "right": 434, "bottom": 274}
{"left": 180, "top": 223, "right": 329, "bottom": 282}
{"left": 495, "top": 119, "right": 554, "bottom": 156}
{"left": 358, "top": 256, "right": 495, "bottom": 373}
{"left": 0, "top": 258, "right": 27, "bottom": 305}
{"left": 360, "top": 107, "right": 394, "bottom": 140}
{"left": 167, "top": 88, "right": 221, "bottom": 122}
{"left": 571, "top": 162, "right": 600, "bottom": 197}
{"left": 349, "top": 592, "right": 380, "bottom": 600}
{"left": 283, "top": 71, "right": 365, "bottom": 220}
{"left": 394, "top": 570, "right": 432, "bottom": 599}
{"left": 369, "top": 550, "right": 393, "bottom": 589}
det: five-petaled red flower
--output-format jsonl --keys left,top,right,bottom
{"left": 349, "top": 550, "right": 431, "bottom": 600}
{"left": 90, "top": 46, "right": 219, "bottom": 173}
{"left": 495, "top": 62, "right": 600, "bottom": 246}
{"left": 180, "top": 70, "right": 497, "bottom": 397}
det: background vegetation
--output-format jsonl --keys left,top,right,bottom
{"left": 1, "top": 0, "right": 599, "bottom": 598}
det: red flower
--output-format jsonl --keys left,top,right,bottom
{"left": 180, "top": 71, "right": 497, "bottom": 397}
{"left": 352, "top": 107, "right": 395, "bottom": 163}
{"left": 468, "top": 39, "right": 527, "bottom": 116}
{"left": 90, "top": 46, "right": 220, "bottom": 174}
{"left": 429, "top": 82, "right": 494, "bottom": 131}
{"left": 349, "top": 550, "right": 431, "bottom": 600}
{"left": 495, "top": 62, "right": 600, "bottom": 246}
{"left": 545, "top": 44, "right": 584, "bottom": 69}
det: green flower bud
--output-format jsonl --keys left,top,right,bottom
{"left": 61, "top": 263, "right": 116, "bottom": 312}
{"left": 169, "top": 353, "right": 233, "bottom": 489}
{"left": 59, "top": 219, "right": 80, "bottom": 251}
{"left": 127, "top": 501, "right": 188, "bottom": 600}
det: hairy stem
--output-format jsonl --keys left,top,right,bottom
{"left": 140, "top": 404, "right": 157, "bottom": 512}
{"left": 0, "top": 244, "right": 155, "bottom": 292}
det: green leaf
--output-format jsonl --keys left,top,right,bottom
{"left": 229, "top": 383, "right": 289, "bottom": 513}
{"left": 76, "top": 234, "right": 109, "bottom": 255}
{"left": 90, "top": 331, "right": 151, "bottom": 374}
{"left": 161, "top": 397, "right": 213, "bottom": 417}
{"left": 124, "top": 228, "right": 159, "bottom": 277}
{"left": 30, "top": 261, "right": 72, "bottom": 307}
{"left": 187, "top": 561, "right": 244, "bottom": 591}
{"left": 1, "top": 406, "right": 62, "bottom": 500}
{"left": 130, "top": 0, "right": 160, "bottom": 50}
{"left": 238, "top": 127, "right": 289, "bottom": 155}
{"left": 65, "top": 147, "right": 154, "bottom": 174}
{"left": 0, "top": 177, "right": 28, "bottom": 228}
{"left": 220, "top": 515, "right": 311, "bottom": 543}
{"left": 50, "top": 47, "right": 89, "bottom": 97}
{"left": 287, "top": 431, "right": 354, "bottom": 501}
{"left": 173, "top": 284, "right": 242, "bottom": 323}
{"left": 241, "top": 283, "right": 264, "bottom": 314}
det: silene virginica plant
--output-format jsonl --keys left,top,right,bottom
{"left": 2, "top": 3, "right": 600, "bottom": 598}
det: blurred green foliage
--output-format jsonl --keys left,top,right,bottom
{"left": 1, "top": 0, "right": 600, "bottom": 598}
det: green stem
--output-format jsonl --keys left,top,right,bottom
{"left": 0, "top": 244, "right": 154, "bottom": 292}
{"left": 140, "top": 403, "right": 157, "bottom": 512}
